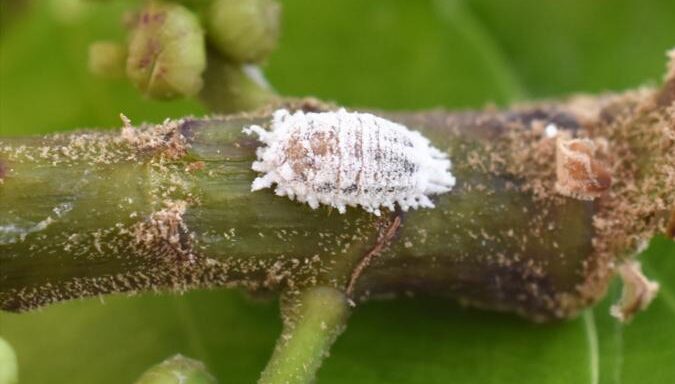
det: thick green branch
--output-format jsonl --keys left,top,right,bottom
{"left": 0, "top": 90, "right": 672, "bottom": 322}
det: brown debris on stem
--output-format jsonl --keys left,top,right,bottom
{"left": 120, "top": 114, "right": 190, "bottom": 160}
{"left": 667, "top": 208, "right": 675, "bottom": 239}
{"left": 610, "top": 261, "right": 660, "bottom": 322}
{"left": 555, "top": 138, "right": 611, "bottom": 200}
{"left": 0, "top": 158, "right": 6, "bottom": 183}
{"left": 346, "top": 215, "right": 401, "bottom": 298}
{"left": 590, "top": 92, "right": 675, "bottom": 265}
{"left": 132, "top": 200, "right": 195, "bottom": 263}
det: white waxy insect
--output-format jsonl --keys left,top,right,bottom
{"left": 243, "top": 108, "right": 456, "bottom": 216}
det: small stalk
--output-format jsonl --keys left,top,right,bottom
{"left": 259, "top": 287, "right": 350, "bottom": 384}
{"left": 199, "top": 48, "right": 277, "bottom": 113}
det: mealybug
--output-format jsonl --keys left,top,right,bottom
{"left": 244, "top": 109, "right": 455, "bottom": 215}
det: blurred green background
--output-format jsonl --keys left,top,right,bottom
{"left": 1, "top": 0, "right": 674, "bottom": 383}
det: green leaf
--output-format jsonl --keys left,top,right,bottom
{"left": 1, "top": 1, "right": 674, "bottom": 383}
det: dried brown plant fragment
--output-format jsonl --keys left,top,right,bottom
{"left": 667, "top": 208, "right": 675, "bottom": 239}
{"left": 0, "top": 158, "right": 7, "bottom": 183}
{"left": 132, "top": 200, "right": 195, "bottom": 263}
{"left": 120, "top": 114, "right": 190, "bottom": 160}
{"left": 555, "top": 138, "right": 611, "bottom": 200}
{"left": 610, "top": 261, "right": 660, "bottom": 322}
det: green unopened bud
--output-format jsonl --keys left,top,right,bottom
{"left": 200, "top": 50, "right": 275, "bottom": 113}
{"left": 0, "top": 337, "right": 18, "bottom": 384}
{"left": 206, "top": 0, "right": 281, "bottom": 63}
{"left": 88, "top": 41, "right": 126, "bottom": 78}
{"left": 126, "top": 1, "right": 206, "bottom": 100}
{"left": 134, "top": 354, "right": 216, "bottom": 384}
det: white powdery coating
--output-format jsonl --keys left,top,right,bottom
{"left": 243, "top": 109, "right": 455, "bottom": 216}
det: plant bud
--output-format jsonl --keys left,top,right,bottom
{"left": 126, "top": 1, "right": 206, "bottom": 100}
{"left": 88, "top": 41, "right": 126, "bottom": 78}
{"left": 134, "top": 354, "right": 216, "bottom": 384}
{"left": 206, "top": 0, "right": 281, "bottom": 63}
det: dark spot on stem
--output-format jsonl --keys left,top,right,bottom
{"left": 175, "top": 221, "right": 194, "bottom": 263}
{"left": 178, "top": 118, "right": 199, "bottom": 142}
{"left": 667, "top": 208, "right": 675, "bottom": 239}
{"left": 0, "top": 158, "right": 7, "bottom": 181}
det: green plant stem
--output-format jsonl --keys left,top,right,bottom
{"left": 199, "top": 48, "right": 277, "bottom": 113}
{"left": 259, "top": 287, "right": 350, "bottom": 384}
{"left": 0, "top": 89, "right": 672, "bottom": 322}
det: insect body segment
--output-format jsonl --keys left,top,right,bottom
{"left": 244, "top": 109, "right": 455, "bottom": 215}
